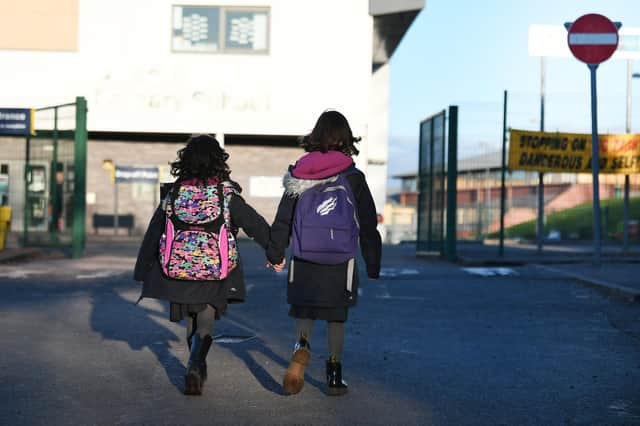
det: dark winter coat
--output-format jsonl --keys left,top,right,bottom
{"left": 134, "top": 181, "right": 270, "bottom": 312}
{"left": 266, "top": 152, "right": 382, "bottom": 309}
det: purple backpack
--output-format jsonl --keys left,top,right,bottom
{"left": 291, "top": 171, "right": 359, "bottom": 264}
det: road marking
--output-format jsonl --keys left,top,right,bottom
{"left": 213, "top": 334, "right": 257, "bottom": 344}
{"left": 379, "top": 268, "right": 420, "bottom": 278}
{"left": 76, "top": 270, "right": 122, "bottom": 279}
{"left": 0, "top": 270, "right": 46, "bottom": 279}
{"left": 222, "top": 316, "right": 259, "bottom": 336}
{"left": 462, "top": 267, "right": 518, "bottom": 277}
{"left": 375, "top": 295, "right": 425, "bottom": 301}
{"left": 374, "top": 283, "right": 424, "bottom": 301}
{"left": 608, "top": 400, "right": 639, "bottom": 420}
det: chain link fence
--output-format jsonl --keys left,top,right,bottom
{"left": 389, "top": 92, "right": 640, "bottom": 244}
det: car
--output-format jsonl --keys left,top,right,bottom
{"left": 546, "top": 230, "right": 561, "bottom": 241}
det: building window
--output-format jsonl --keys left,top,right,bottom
{"left": 401, "top": 178, "right": 417, "bottom": 193}
{"left": 172, "top": 5, "right": 269, "bottom": 54}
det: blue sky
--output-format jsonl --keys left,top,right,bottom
{"left": 388, "top": 0, "right": 640, "bottom": 178}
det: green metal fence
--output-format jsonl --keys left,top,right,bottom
{"left": 416, "top": 106, "right": 458, "bottom": 260}
{"left": 24, "top": 97, "right": 87, "bottom": 258}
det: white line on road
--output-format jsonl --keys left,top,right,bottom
{"left": 379, "top": 268, "right": 420, "bottom": 278}
{"left": 375, "top": 295, "right": 426, "bottom": 301}
{"left": 0, "top": 270, "right": 46, "bottom": 279}
{"left": 222, "top": 316, "right": 259, "bottom": 336}
{"left": 76, "top": 270, "right": 123, "bottom": 279}
{"left": 462, "top": 267, "right": 518, "bottom": 277}
{"left": 374, "top": 283, "right": 424, "bottom": 301}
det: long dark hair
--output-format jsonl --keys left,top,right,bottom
{"left": 170, "top": 134, "right": 231, "bottom": 181}
{"left": 300, "top": 110, "right": 360, "bottom": 156}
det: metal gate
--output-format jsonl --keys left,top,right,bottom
{"left": 417, "top": 110, "right": 446, "bottom": 253}
{"left": 24, "top": 98, "right": 87, "bottom": 258}
{"left": 416, "top": 106, "right": 458, "bottom": 259}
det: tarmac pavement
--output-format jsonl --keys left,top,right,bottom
{"left": 0, "top": 240, "right": 639, "bottom": 425}
{"left": 456, "top": 240, "right": 640, "bottom": 302}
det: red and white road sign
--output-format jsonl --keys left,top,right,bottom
{"left": 567, "top": 13, "right": 619, "bottom": 64}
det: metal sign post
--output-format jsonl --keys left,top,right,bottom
{"left": 566, "top": 13, "right": 620, "bottom": 266}
{"left": 588, "top": 63, "right": 602, "bottom": 265}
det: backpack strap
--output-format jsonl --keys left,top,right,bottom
{"left": 165, "top": 182, "right": 181, "bottom": 217}
{"left": 216, "top": 183, "right": 225, "bottom": 221}
{"left": 220, "top": 181, "right": 240, "bottom": 232}
{"left": 340, "top": 166, "right": 360, "bottom": 179}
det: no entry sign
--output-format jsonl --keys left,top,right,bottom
{"left": 567, "top": 14, "right": 619, "bottom": 64}
{"left": 565, "top": 13, "right": 621, "bottom": 266}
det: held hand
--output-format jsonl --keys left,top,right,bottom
{"left": 266, "top": 259, "right": 287, "bottom": 273}
{"left": 273, "top": 258, "right": 286, "bottom": 272}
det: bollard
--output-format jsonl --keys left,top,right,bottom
{"left": 0, "top": 206, "right": 11, "bottom": 251}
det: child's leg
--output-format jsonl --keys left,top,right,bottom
{"left": 295, "top": 318, "right": 314, "bottom": 342}
{"left": 327, "top": 321, "right": 344, "bottom": 362}
{"left": 326, "top": 321, "right": 348, "bottom": 396}
{"left": 283, "top": 318, "right": 313, "bottom": 395}
{"left": 184, "top": 305, "right": 216, "bottom": 396}
{"left": 186, "top": 305, "right": 216, "bottom": 343}
{"left": 195, "top": 305, "right": 216, "bottom": 337}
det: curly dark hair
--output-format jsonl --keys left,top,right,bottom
{"left": 170, "top": 134, "right": 231, "bottom": 182}
{"left": 300, "top": 110, "right": 360, "bottom": 156}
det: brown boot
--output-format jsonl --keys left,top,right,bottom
{"left": 282, "top": 337, "right": 311, "bottom": 395}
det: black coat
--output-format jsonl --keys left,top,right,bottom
{"left": 266, "top": 166, "right": 381, "bottom": 308}
{"left": 134, "top": 183, "right": 270, "bottom": 309}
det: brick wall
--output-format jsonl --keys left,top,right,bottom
{"left": 87, "top": 140, "right": 302, "bottom": 235}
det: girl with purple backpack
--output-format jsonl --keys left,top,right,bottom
{"left": 134, "top": 134, "right": 281, "bottom": 395}
{"left": 267, "top": 110, "right": 382, "bottom": 396}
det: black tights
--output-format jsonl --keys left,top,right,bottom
{"left": 295, "top": 319, "right": 345, "bottom": 362}
{"left": 187, "top": 305, "right": 216, "bottom": 340}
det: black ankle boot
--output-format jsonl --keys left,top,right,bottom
{"left": 326, "top": 357, "right": 348, "bottom": 396}
{"left": 184, "top": 334, "right": 213, "bottom": 395}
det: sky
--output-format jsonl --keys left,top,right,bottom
{"left": 387, "top": 0, "right": 640, "bottom": 179}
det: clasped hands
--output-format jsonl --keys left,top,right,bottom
{"left": 266, "top": 258, "right": 286, "bottom": 273}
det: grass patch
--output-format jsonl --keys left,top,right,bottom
{"left": 492, "top": 197, "right": 640, "bottom": 240}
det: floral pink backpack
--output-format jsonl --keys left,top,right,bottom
{"left": 159, "top": 178, "right": 239, "bottom": 281}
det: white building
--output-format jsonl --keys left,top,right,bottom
{"left": 0, "top": 0, "right": 423, "bottom": 234}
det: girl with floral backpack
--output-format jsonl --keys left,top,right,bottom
{"left": 134, "top": 134, "right": 280, "bottom": 395}
{"left": 267, "top": 110, "right": 382, "bottom": 396}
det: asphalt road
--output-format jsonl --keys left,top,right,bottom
{"left": 0, "top": 242, "right": 639, "bottom": 425}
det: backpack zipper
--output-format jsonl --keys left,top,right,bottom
{"left": 330, "top": 228, "right": 334, "bottom": 240}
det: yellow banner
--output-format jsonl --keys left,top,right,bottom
{"left": 508, "top": 129, "right": 640, "bottom": 174}
{"left": 30, "top": 108, "right": 35, "bottom": 136}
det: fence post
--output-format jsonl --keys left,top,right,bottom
{"left": 445, "top": 105, "right": 458, "bottom": 261}
{"left": 499, "top": 90, "right": 508, "bottom": 256}
{"left": 537, "top": 57, "right": 546, "bottom": 254}
{"left": 72, "top": 97, "right": 87, "bottom": 259}
{"left": 23, "top": 134, "right": 31, "bottom": 246}
{"left": 51, "top": 107, "right": 59, "bottom": 243}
